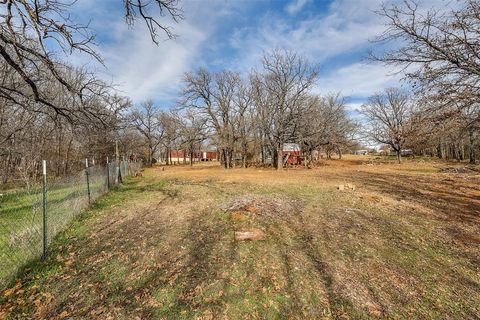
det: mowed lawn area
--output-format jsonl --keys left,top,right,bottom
{"left": 0, "top": 157, "right": 479, "bottom": 319}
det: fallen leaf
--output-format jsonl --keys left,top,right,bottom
{"left": 59, "top": 310, "right": 69, "bottom": 319}
{"left": 3, "top": 288, "right": 15, "bottom": 298}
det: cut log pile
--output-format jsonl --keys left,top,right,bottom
{"left": 338, "top": 183, "right": 356, "bottom": 191}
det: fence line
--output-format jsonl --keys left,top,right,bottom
{"left": 0, "top": 160, "right": 142, "bottom": 289}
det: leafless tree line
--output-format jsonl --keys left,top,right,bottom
{"left": 128, "top": 50, "right": 357, "bottom": 170}
{"left": 125, "top": 0, "right": 480, "bottom": 168}
{"left": 361, "top": 0, "right": 480, "bottom": 163}
{"left": 175, "top": 49, "right": 356, "bottom": 170}
{"left": 128, "top": 102, "right": 207, "bottom": 167}
{"left": 0, "top": 0, "right": 182, "bottom": 185}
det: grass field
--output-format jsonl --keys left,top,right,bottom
{"left": 0, "top": 157, "right": 479, "bottom": 319}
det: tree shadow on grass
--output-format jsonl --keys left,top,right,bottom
{"left": 348, "top": 171, "right": 480, "bottom": 223}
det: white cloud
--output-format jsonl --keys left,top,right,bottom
{"left": 99, "top": 20, "right": 207, "bottom": 103}
{"left": 68, "top": 0, "right": 404, "bottom": 104}
{"left": 229, "top": 0, "right": 387, "bottom": 71}
{"left": 67, "top": 0, "right": 450, "bottom": 105}
{"left": 315, "top": 63, "right": 404, "bottom": 99}
{"left": 344, "top": 102, "right": 364, "bottom": 111}
{"left": 69, "top": 0, "right": 242, "bottom": 104}
{"left": 226, "top": 0, "right": 418, "bottom": 101}
{"left": 286, "top": 0, "right": 312, "bottom": 15}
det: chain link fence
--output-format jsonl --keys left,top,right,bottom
{"left": 0, "top": 160, "right": 142, "bottom": 289}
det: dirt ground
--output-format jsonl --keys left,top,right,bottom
{"left": 1, "top": 156, "right": 479, "bottom": 319}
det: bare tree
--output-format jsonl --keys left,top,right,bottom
{"left": 430, "top": 103, "right": 480, "bottom": 164}
{"left": 0, "top": 82, "right": 129, "bottom": 183}
{"left": 178, "top": 110, "right": 207, "bottom": 166}
{"left": 130, "top": 100, "right": 164, "bottom": 166}
{"left": 124, "top": 0, "right": 183, "bottom": 43}
{"left": 234, "top": 80, "right": 254, "bottom": 168}
{"left": 0, "top": 0, "right": 182, "bottom": 117}
{"left": 300, "top": 94, "right": 356, "bottom": 163}
{"left": 256, "top": 49, "right": 318, "bottom": 170}
{"left": 181, "top": 68, "right": 240, "bottom": 168}
{"left": 0, "top": 0, "right": 183, "bottom": 182}
{"left": 360, "top": 88, "right": 416, "bottom": 163}
{"left": 158, "top": 111, "right": 180, "bottom": 165}
{"left": 374, "top": 0, "right": 480, "bottom": 112}
{"left": 461, "top": 104, "right": 480, "bottom": 163}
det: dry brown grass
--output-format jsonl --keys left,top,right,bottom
{"left": 1, "top": 156, "right": 479, "bottom": 319}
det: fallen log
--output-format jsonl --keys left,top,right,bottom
{"left": 234, "top": 228, "right": 265, "bottom": 241}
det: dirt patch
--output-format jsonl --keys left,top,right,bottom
{"left": 231, "top": 211, "right": 249, "bottom": 222}
{"left": 222, "top": 193, "right": 303, "bottom": 218}
{"left": 359, "top": 194, "right": 382, "bottom": 203}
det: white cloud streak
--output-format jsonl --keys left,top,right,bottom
{"left": 227, "top": 0, "right": 396, "bottom": 100}
{"left": 69, "top": 0, "right": 448, "bottom": 105}
{"left": 286, "top": 0, "right": 312, "bottom": 14}
{"left": 231, "top": 0, "right": 385, "bottom": 63}
{"left": 99, "top": 20, "right": 207, "bottom": 103}
{"left": 70, "top": 0, "right": 242, "bottom": 105}
{"left": 315, "top": 63, "right": 404, "bottom": 98}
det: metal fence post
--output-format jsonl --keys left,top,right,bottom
{"left": 121, "top": 156, "right": 125, "bottom": 182}
{"left": 42, "top": 160, "right": 48, "bottom": 260}
{"left": 115, "top": 141, "right": 120, "bottom": 185}
{"left": 106, "top": 156, "right": 110, "bottom": 190}
{"left": 85, "top": 158, "right": 91, "bottom": 204}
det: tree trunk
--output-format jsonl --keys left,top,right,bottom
{"left": 396, "top": 150, "right": 402, "bottom": 163}
{"left": 225, "top": 149, "right": 231, "bottom": 169}
{"left": 276, "top": 146, "right": 283, "bottom": 170}
{"left": 469, "top": 127, "right": 476, "bottom": 164}
{"left": 242, "top": 141, "right": 247, "bottom": 168}
{"left": 2, "top": 152, "right": 11, "bottom": 184}
{"left": 261, "top": 144, "right": 265, "bottom": 165}
{"left": 221, "top": 148, "right": 229, "bottom": 169}
{"left": 147, "top": 139, "right": 153, "bottom": 167}
{"left": 436, "top": 144, "right": 442, "bottom": 159}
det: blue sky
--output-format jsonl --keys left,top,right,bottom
{"left": 69, "top": 0, "right": 440, "bottom": 111}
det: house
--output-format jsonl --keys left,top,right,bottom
{"left": 264, "top": 143, "right": 303, "bottom": 165}
{"left": 169, "top": 150, "right": 218, "bottom": 163}
{"left": 282, "top": 143, "right": 303, "bottom": 165}
{"left": 353, "top": 150, "right": 368, "bottom": 155}
{"left": 201, "top": 151, "right": 219, "bottom": 161}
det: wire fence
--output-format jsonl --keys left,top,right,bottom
{"left": 0, "top": 160, "right": 142, "bottom": 289}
